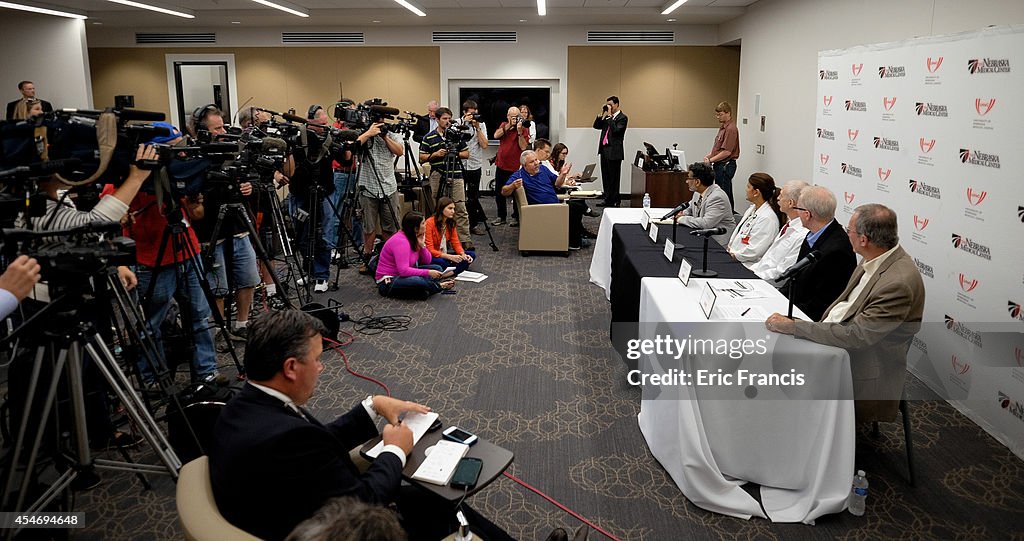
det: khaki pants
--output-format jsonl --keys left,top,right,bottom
{"left": 427, "top": 171, "right": 470, "bottom": 244}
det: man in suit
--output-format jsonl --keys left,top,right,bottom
{"left": 412, "top": 99, "right": 438, "bottom": 143}
{"left": 6, "top": 81, "right": 53, "bottom": 120}
{"left": 781, "top": 186, "right": 856, "bottom": 322}
{"left": 673, "top": 162, "right": 736, "bottom": 245}
{"left": 766, "top": 204, "right": 925, "bottom": 421}
{"left": 210, "top": 310, "right": 512, "bottom": 541}
{"left": 593, "top": 95, "right": 627, "bottom": 207}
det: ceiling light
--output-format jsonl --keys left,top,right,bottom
{"left": 660, "top": 0, "right": 688, "bottom": 15}
{"left": 0, "top": 1, "right": 88, "bottom": 19}
{"left": 537, "top": 0, "right": 545, "bottom": 16}
{"left": 519, "top": 19, "right": 526, "bottom": 22}
{"left": 231, "top": 20, "right": 240, "bottom": 24}
{"left": 105, "top": 0, "right": 194, "bottom": 19}
{"left": 250, "top": 0, "right": 309, "bottom": 18}
{"left": 393, "top": 0, "right": 426, "bottom": 17}
{"left": 666, "top": 18, "right": 676, "bottom": 22}
{"left": 372, "top": 20, "right": 381, "bottom": 23}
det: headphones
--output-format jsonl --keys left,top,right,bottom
{"left": 307, "top": 104, "right": 323, "bottom": 120}
{"left": 191, "top": 103, "right": 219, "bottom": 132}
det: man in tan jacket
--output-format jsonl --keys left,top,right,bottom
{"left": 765, "top": 203, "right": 925, "bottom": 422}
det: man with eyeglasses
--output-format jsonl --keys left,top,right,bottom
{"left": 779, "top": 185, "right": 856, "bottom": 322}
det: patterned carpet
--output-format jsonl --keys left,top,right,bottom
{"left": 12, "top": 201, "right": 1022, "bottom": 540}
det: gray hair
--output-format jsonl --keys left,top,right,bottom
{"left": 520, "top": 150, "right": 537, "bottom": 165}
{"left": 781, "top": 180, "right": 810, "bottom": 203}
{"left": 284, "top": 497, "right": 406, "bottom": 541}
{"left": 798, "top": 185, "right": 836, "bottom": 221}
{"left": 853, "top": 203, "right": 899, "bottom": 249}
{"left": 237, "top": 107, "right": 255, "bottom": 129}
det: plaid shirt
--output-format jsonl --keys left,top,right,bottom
{"left": 356, "top": 132, "right": 401, "bottom": 197}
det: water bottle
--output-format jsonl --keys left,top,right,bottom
{"left": 848, "top": 470, "right": 868, "bottom": 516}
{"left": 642, "top": 192, "right": 651, "bottom": 209}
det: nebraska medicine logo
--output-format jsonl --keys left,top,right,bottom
{"left": 966, "top": 187, "right": 987, "bottom": 206}
{"left": 1018, "top": 205, "right": 1024, "bottom": 223}
{"left": 841, "top": 163, "right": 862, "bottom": 178}
{"left": 958, "top": 273, "right": 979, "bottom": 293}
{"left": 820, "top": 69, "right": 839, "bottom": 80}
{"left": 975, "top": 98, "right": 996, "bottom": 116}
{"left": 823, "top": 95, "right": 833, "bottom": 107}
{"left": 851, "top": 63, "right": 863, "bottom": 77}
{"left": 919, "top": 138, "right": 936, "bottom": 153}
{"left": 997, "top": 391, "right": 1024, "bottom": 425}
{"left": 915, "top": 102, "right": 949, "bottom": 117}
{"left": 1009, "top": 300, "right": 1023, "bottom": 320}
{"left": 913, "top": 215, "right": 929, "bottom": 231}
{"left": 926, "top": 56, "right": 944, "bottom": 73}
{"left": 913, "top": 257, "right": 934, "bottom": 278}
{"left": 873, "top": 137, "right": 900, "bottom": 151}
{"left": 909, "top": 179, "right": 941, "bottom": 199}
{"left": 968, "top": 58, "right": 1011, "bottom": 74}
{"left": 878, "top": 65, "right": 906, "bottom": 78}
{"left": 945, "top": 314, "right": 983, "bottom": 347}
{"left": 960, "top": 148, "right": 1001, "bottom": 169}
{"left": 816, "top": 127, "right": 835, "bottom": 140}
{"left": 951, "top": 233, "right": 992, "bottom": 260}
{"left": 877, "top": 168, "right": 891, "bottom": 182}
{"left": 848, "top": 129, "right": 859, "bottom": 141}
{"left": 951, "top": 355, "right": 971, "bottom": 376}
{"left": 844, "top": 99, "right": 866, "bottom": 112}
{"left": 820, "top": 154, "right": 829, "bottom": 165}
{"left": 882, "top": 97, "right": 898, "bottom": 111}
{"left": 844, "top": 192, "right": 855, "bottom": 204}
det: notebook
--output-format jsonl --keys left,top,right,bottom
{"left": 411, "top": 440, "right": 471, "bottom": 485}
{"left": 364, "top": 411, "right": 439, "bottom": 458}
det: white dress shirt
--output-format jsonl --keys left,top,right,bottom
{"left": 727, "top": 202, "right": 780, "bottom": 264}
{"left": 823, "top": 245, "right": 900, "bottom": 323}
{"left": 750, "top": 216, "right": 807, "bottom": 283}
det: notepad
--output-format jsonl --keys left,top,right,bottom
{"left": 455, "top": 271, "right": 487, "bottom": 283}
{"left": 411, "top": 440, "right": 470, "bottom": 485}
{"left": 364, "top": 412, "right": 439, "bottom": 459}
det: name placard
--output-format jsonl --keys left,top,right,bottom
{"left": 664, "top": 239, "right": 675, "bottom": 262}
{"left": 640, "top": 210, "right": 651, "bottom": 231}
{"left": 648, "top": 222, "right": 659, "bottom": 243}
{"left": 677, "top": 257, "right": 692, "bottom": 286}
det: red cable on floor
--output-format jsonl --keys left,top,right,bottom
{"left": 323, "top": 331, "right": 614, "bottom": 539}
{"left": 502, "top": 471, "right": 621, "bottom": 541}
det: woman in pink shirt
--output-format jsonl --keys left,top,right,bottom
{"left": 375, "top": 211, "right": 455, "bottom": 298}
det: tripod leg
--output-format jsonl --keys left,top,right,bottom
{"left": 13, "top": 348, "right": 69, "bottom": 515}
{"left": 1, "top": 347, "right": 47, "bottom": 510}
{"left": 181, "top": 240, "right": 245, "bottom": 376}
{"left": 234, "top": 204, "right": 294, "bottom": 310}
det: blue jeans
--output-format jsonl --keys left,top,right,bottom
{"left": 323, "top": 171, "right": 361, "bottom": 250}
{"left": 430, "top": 249, "right": 476, "bottom": 275}
{"left": 293, "top": 194, "right": 332, "bottom": 280}
{"left": 713, "top": 159, "right": 737, "bottom": 212}
{"left": 136, "top": 261, "right": 218, "bottom": 382}
{"left": 377, "top": 264, "right": 445, "bottom": 299}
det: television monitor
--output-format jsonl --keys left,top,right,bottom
{"left": 669, "top": 149, "right": 687, "bottom": 171}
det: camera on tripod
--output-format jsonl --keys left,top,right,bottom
{"left": 444, "top": 124, "right": 473, "bottom": 148}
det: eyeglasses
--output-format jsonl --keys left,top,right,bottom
{"left": 792, "top": 206, "right": 808, "bottom": 212}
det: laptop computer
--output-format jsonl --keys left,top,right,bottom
{"left": 576, "top": 163, "right": 597, "bottom": 182}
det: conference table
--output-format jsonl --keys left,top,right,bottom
{"left": 589, "top": 207, "right": 672, "bottom": 299}
{"left": 636, "top": 277, "right": 856, "bottom": 523}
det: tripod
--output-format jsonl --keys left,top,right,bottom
{"left": 1, "top": 272, "right": 182, "bottom": 540}
{"left": 423, "top": 136, "right": 498, "bottom": 252}
{"left": 253, "top": 179, "right": 308, "bottom": 305}
{"left": 327, "top": 169, "right": 368, "bottom": 290}
{"left": 349, "top": 135, "right": 402, "bottom": 266}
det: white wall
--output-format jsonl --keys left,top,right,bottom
{"left": 719, "top": 0, "right": 1024, "bottom": 186}
{"left": 0, "top": 12, "right": 93, "bottom": 110}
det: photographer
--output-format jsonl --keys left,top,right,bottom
{"left": 325, "top": 99, "right": 361, "bottom": 261}
{"left": 353, "top": 115, "right": 403, "bottom": 275}
{"left": 418, "top": 107, "right": 470, "bottom": 243}
{"left": 186, "top": 105, "right": 259, "bottom": 339}
{"left": 492, "top": 106, "right": 531, "bottom": 226}
{"left": 458, "top": 100, "right": 489, "bottom": 238}
{"left": 289, "top": 105, "right": 334, "bottom": 293}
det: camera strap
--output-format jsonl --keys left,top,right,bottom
{"left": 49, "top": 111, "right": 118, "bottom": 186}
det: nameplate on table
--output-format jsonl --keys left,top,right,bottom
{"left": 677, "top": 257, "right": 692, "bottom": 286}
{"left": 640, "top": 210, "right": 651, "bottom": 231}
{"left": 648, "top": 222, "right": 659, "bottom": 244}
{"left": 663, "top": 239, "right": 675, "bottom": 262}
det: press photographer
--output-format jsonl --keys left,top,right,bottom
{"left": 418, "top": 106, "right": 470, "bottom": 242}
{"left": 351, "top": 101, "right": 404, "bottom": 276}
{"left": 458, "top": 100, "right": 490, "bottom": 240}
{"left": 286, "top": 104, "right": 335, "bottom": 293}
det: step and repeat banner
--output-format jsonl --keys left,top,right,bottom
{"left": 814, "top": 26, "right": 1024, "bottom": 459}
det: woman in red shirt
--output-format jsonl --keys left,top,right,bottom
{"left": 424, "top": 197, "right": 476, "bottom": 275}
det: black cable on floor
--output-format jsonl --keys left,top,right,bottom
{"left": 351, "top": 305, "right": 412, "bottom": 335}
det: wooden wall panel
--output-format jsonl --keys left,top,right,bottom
{"left": 566, "top": 47, "right": 621, "bottom": 129}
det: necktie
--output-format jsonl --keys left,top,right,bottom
{"left": 602, "top": 126, "right": 610, "bottom": 146}
{"left": 779, "top": 221, "right": 789, "bottom": 236}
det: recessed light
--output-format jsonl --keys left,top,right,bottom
{"left": 372, "top": 20, "right": 381, "bottom": 23}
{"left": 519, "top": 19, "right": 527, "bottom": 22}
{"left": 93, "top": 21, "right": 103, "bottom": 24}
{"left": 666, "top": 18, "right": 676, "bottom": 22}
{"left": 231, "top": 21, "right": 241, "bottom": 24}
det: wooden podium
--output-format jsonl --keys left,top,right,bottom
{"left": 629, "top": 164, "right": 691, "bottom": 208}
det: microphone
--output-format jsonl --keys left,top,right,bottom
{"left": 660, "top": 202, "right": 689, "bottom": 221}
{"left": 281, "top": 112, "right": 309, "bottom": 124}
{"left": 118, "top": 109, "right": 167, "bottom": 122}
{"left": 261, "top": 137, "right": 289, "bottom": 153}
{"left": 255, "top": 107, "right": 282, "bottom": 116}
{"left": 330, "top": 129, "right": 361, "bottom": 142}
{"left": 778, "top": 250, "right": 821, "bottom": 280}
{"left": 0, "top": 158, "right": 83, "bottom": 179}
{"left": 405, "top": 111, "right": 428, "bottom": 120}
{"left": 370, "top": 105, "right": 400, "bottom": 117}
{"left": 689, "top": 227, "right": 726, "bottom": 237}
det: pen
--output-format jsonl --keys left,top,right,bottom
{"left": 741, "top": 307, "right": 751, "bottom": 316}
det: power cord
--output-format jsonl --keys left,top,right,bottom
{"left": 323, "top": 331, "right": 391, "bottom": 397}
{"left": 351, "top": 305, "right": 411, "bottom": 335}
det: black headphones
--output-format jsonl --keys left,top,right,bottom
{"left": 191, "top": 103, "right": 219, "bottom": 132}
{"left": 307, "top": 104, "right": 322, "bottom": 120}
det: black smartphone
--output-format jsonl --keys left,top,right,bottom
{"left": 450, "top": 457, "right": 483, "bottom": 489}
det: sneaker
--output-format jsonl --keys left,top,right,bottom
{"left": 569, "top": 244, "right": 582, "bottom": 251}
{"left": 471, "top": 225, "right": 486, "bottom": 235}
{"left": 202, "top": 373, "right": 231, "bottom": 386}
{"left": 463, "top": 243, "right": 475, "bottom": 251}
{"left": 295, "top": 276, "right": 309, "bottom": 287}
{"left": 268, "top": 294, "right": 287, "bottom": 310}
{"left": 331, "top": 249, "right": 340, "bottom": 261}
{"left": 509, "top": 218, "right": 519, "bottom": 227}
{"left": 314, "top": 280, "right": 329, "bottom": 293}
{"left": 490, "top": 218, "right": 506, "bottom": 226}
{"left": 232, "top": 326, "right": 248, "bottom": 339}
{"left": 217, "top": 328, "right": 246, "bottom": 343}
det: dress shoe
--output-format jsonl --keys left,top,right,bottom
{"left": 545, "top": 528, "right": 568, "bottom": 541}
{"left": 582, "top": 229, "right": 598, "bottom": 239}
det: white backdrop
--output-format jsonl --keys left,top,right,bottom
{"left": 814, "top": 26, "right": 1024, "bottom": 459}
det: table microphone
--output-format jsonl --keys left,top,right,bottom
{"left": 690, "top": 227, "right": 726, "bottom": 237}
{"left": 778, "top": 250, "right": 820, "bottom": 281}
{"left": 660, "top": 202, "right": 689, "bottom": 221}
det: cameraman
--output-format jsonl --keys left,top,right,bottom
{"left": 325, "top": 99, "right": 361, "bottom": 261}
{"left": 492, "top": 106, "right": 530, "bottom": 226}
{"left": 354, "top": 113, "right": 404, "bottom": 275}
{"left": 418, "top": 107, "right": 469, "bottom": 242}
{"left": 288, "top": 105, "right": 334, "bottom": 293}
{"left": 458, "top": 100, "right": 489, "bottom": 238}
{"left": 0, "top": 255, "right": 41, "bottom": 320}
{"left": 186, "top": 105, "right": 258, "bottom": 339}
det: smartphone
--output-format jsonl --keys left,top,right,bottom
{"left": 442, "top": 426, "right": 478, "bottom": 446}
{"left": 450, "top": 457, "right": 483, "bottom": 489}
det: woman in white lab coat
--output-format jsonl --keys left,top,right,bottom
{"left": 727, "top": 172, "right": 784, "bottom": 265}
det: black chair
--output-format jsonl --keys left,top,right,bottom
{"left": 871, "top": 398, "right": 916, "bottom": 487}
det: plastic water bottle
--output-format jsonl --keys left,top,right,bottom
{"left": 848, "top": 470, "right": 868, "bottom": 516}
{"left": 642, "top": 192, "right": 651, "bottom": 209}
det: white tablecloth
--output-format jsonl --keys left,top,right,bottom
{"left": 636, "top": 277, "right": 856, "bottom": 524}
{"left": 588, "top": 207, "right": 672, "bottom": 299}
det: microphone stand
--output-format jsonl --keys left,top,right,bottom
{"left": 787, "top": 271, "right": 802, "bottom": 318}
{"left": 671, "top": 216, "right": 685, "bottom": 252}
{"left": 691, "top": 235, "right": 717, "bottom": 278}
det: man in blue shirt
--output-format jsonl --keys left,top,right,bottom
{"left": 501, "top": 150, "right": 589, "bottom": 250}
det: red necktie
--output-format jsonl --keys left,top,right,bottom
{"left": 779, "top": 222, "right": 789, "bottom": 237}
